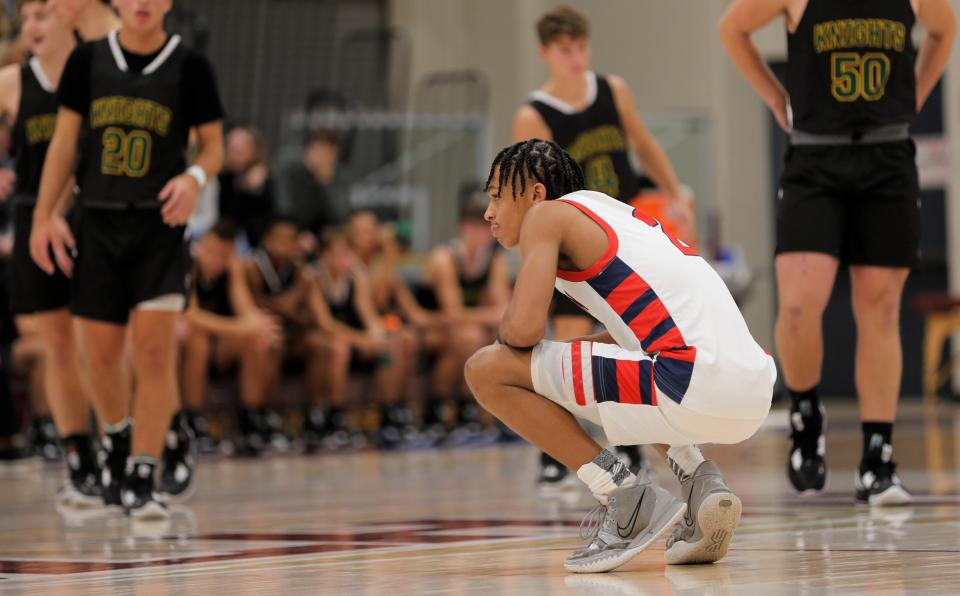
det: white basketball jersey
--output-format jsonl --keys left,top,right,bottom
{"left": 554, "top": 190, "right": 775, "bottom": 419}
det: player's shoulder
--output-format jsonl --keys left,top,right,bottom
{"left": 523, "top": 199, "right": 580, "bottom": 235}
{"left": 428, "top": 243, "right": 456, "bottom": 270}
{"left": 603, "top": 74, "right": 633, "bottom": 97}
{"left": 0, "top": 63, "right": 21, "bottom": 89}
{"left": 514, "top": 103, "right": 542, "bottom": 120}
{"left": 512, "top": 104, "right": 548, "bottom": 133}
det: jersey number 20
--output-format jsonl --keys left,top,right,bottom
{"left": 101, "top": 127, "right": 152, "bottom": 178}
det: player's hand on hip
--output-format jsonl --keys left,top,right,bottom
{"left": 0, "top": 168, "right": 16, "bottom": 201}
{"left": 766, "top": 94, "right": 791, "bottom": 133}
{"left": 158, "top": 174, "right": 200, "bottom": 227}
{"left": 29, "top": 215, "right": 76, "bottom": 278}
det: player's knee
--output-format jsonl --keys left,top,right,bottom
{"left": 464, "top": 344, "right": 502, "bottom": 399}
{"left": 327, "top": 337, "right": 351, "bottom": 363}
{"left": 42, "top": 327, "right": 76, "bottom": 363}
{"left": 135, "top": 340, "right": 176, "bottom": 375}
{"left": 854, "top": 287, "right": 902, "bottom": 328}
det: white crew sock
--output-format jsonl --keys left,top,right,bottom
{"left": 576, "top": 448, "right": 638, "bottom": 505}
{"left": 667, "top": 445, "right": 706, "bottom": 482}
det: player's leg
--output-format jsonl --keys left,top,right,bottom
{"left": 12, "top": 317, "right": 56, "bottom": 460}
{"left": 179, "top": 321, "right": 211, "bottom": 417}
{"left": 450, "top": 324, "right": 493, "bottom": 439}
{"left": 425, "top": 323, "right": 484, "bottom": 435}
{"left": 775, "top": 146, "right": 847, "bottom": 493}
{"left": 33, "top": 309, "right": 100, "bottom": 506}
{"left": 302, "top": 333, "right": 351, "bottom": 450}
{"left": 127, "top": 309, "right": 181, "bottom": 514}
{"left": 373, "top": 332, "right": 415, "bottom": 448}
{"left": 775, "top": 253, "right": 839, "bottom": 493}
{"left": 846, "top": 140, "right": 918, "bottom": 505}
{"left": 235, "top": 339, "right": 280, "bottom": 455}
{"left": 541, "top": 305, "right": 591, "bottom": 484}
{"left": 850, "top": 265, "right": 911, "bottom": 504}
{"left": 179, "top": 320, "right": 218, "bottom": 452}
{"left": 465, "top": 341, "right": 684, "bottom": 573}
{"left": 75, "top": 317, "right": 130, "bottom": 510}
{"left": 545, "top": 302, "right": 644, "bottom": 486}
{"left": 125, "top": 214, "right": 195, "bottom": 510}
{"left": 392, "top": 327, "right": 422, "bottom": 435}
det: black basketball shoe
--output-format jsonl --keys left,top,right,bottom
{"left": 159, "top": 412, "right": 199, "bottom": 503}
{"left": 56, "top": 435, "right": 102, "bottom": 509}
{"left": 122, "top": 459, "right": 169, "bottom": 520}
{"left": 99, "top": 425, "right": 131, "bottom": 510}
{"left": 855, "top": 434, "right": 911, "bottom": 506}
{"left": 787, "top": 399, "right": 826, "bottom": 494}
{"left": 32, "top": 417, "right": 61, "bottom": 462}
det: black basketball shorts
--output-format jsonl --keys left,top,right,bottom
{"left": 70, "top": 207, "right": 190, "bottom": 325}
{"left": 776, "top": 139, "right": 919, "bottom": 267}
{"left": 9, "top": 204, "right": 71, "bottom": 315}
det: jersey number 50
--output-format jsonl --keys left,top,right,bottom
{"left": 831, "top": 52, "right": 890, "bottom": 102}
{"left": 101, "top": 127, "right": 152, "bottom": 178}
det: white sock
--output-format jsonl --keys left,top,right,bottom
{"left": 576, "top": 449, "right": 637, "bottom": 505}
{"left": 103, "top": 417, "right": 132, "bottom": 434}
{"left": 667, "top": 445, "right": 705, "bottom": 482}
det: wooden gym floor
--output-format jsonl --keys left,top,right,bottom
{"left": 1, "top": 400, "right": 958, "bottom": 595}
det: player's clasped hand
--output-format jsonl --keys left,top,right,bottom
{"left": 158, "top": 173, "right": 200, "bottom": 227}
{"left": 243, "top": 311, "right": 283, "bottom": 352}
{"left": 29, "top": 215, "right": 76, "bottom": 278}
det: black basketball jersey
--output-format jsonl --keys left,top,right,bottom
{"left": 529, "top": 72, "right": 640, "bottom": 201}
{"left": 77, "top": 32, "right": 190, "bottom": 208}
{"left": 455, "top": 243, "right": 494, "bottom": 309}
{"left": 320, "top": 270, "right": 365, "bottom": 330}
{"left": 194, "top": 266, "right": 232, "bottom": 316}
{"left": 253, "top": 249, "right": 298, "bottom": 297}
{"left": 787, "top": 0, "right": 916, "bottom": 134}
{"left": 12, "top": 58, "right": 59, "bottom": 205}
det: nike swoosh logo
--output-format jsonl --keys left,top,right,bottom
{"left": 617, "top": 492, "right": 645, "bottom": 538}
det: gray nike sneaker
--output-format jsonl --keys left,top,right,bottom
{"left": 665, "top": 460, "right": 742, "bottom": 565}
{"left": 564, "top": 481, "right": 685, "bottom": 574}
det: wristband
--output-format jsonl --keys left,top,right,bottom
{"left": 186, "top": 165, "right": 207, "bottom": 188}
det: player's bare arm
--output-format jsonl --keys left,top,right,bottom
{"left": 159, "top": 120, "right": 224, "bottom": 227}
{"left": 512, "top": 105, "right": 553, "bottom": 142}
{"left": 0, "top": 65, "right": 19, "bottom": 202}
{"left": 0, "top": 64, "right": 20, "bottom": 120}
{"left": 305, "top": 274, "right": 371, "bottom": 345}
{"left": 225, "top": 258, "right": 282, "bottom": 348}
{"left": 915, "top": 0, "right": 957, "bottom": 110}
{"left": 30, "top": 106, "right": 82, "bottom": 276}
{"left": 393, "top": 273, "right": 442, "bottom": 328}
{"left": 498, "top": 202, "right": 565, "bottom": 348}
{"left": 718, "top": 0, "right": 794, "bottom": 131}
{"left": 352, "top": 271, "right": 388, "bottom": 338}
{"left": 430, "top": 247, "right": 468, "bottom": 318}
{"left": 607, "top": 75, "right": 683, "bottom": 202}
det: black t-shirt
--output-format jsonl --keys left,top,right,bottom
{"left": 218, "top": 171, "right": 275, "bottom": 248}
{"left": 58, "top": 37, "right": 224, "bottom": 127}
{"left": 276, "top": 160, "right": 339, "bottom": 236}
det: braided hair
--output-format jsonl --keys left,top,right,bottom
{"left": 484, "top": 139, "right": 585, "bottom": 201}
